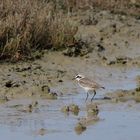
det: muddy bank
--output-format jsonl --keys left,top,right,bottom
{"left": 0, "top": 52, "right": 139, "bottom": 101}
{"left": 76, "top": 10, "right": 140, "bottom": 64}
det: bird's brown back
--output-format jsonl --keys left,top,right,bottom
{"left": 79, "top": 77, "right": 104, "bottom": 89}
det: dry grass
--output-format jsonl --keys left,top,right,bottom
{"left": 0, "top": 0, "right": 78, "bottom": 61}
{"left": 0, "top": 0, "right": 139, "bottom": 61}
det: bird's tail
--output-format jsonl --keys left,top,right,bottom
{"left": 101, "top": 86, "right": 105, "bottom": 89}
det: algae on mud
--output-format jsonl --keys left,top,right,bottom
{"left": 61, "top": 104, "right": 80, "bottom": 115}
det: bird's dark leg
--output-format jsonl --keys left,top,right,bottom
{"left": 85, "top": 92, "right": 89, "bottom": 101}
{"left": 91, "top": 90, "right": 96, "bottom": 102}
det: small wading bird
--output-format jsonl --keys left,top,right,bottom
{"left": 74, "top": 74, "right": 105, "bottom": 101}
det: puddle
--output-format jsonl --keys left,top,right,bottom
{"left": 0, "top": 100, "right": 140, "bottom": 140}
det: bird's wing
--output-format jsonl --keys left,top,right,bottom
{"left": 79, "top": 78, "right": 102, "bottom": 89}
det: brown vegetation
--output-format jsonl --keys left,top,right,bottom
{"left": 0, "top": 0, "right": 139, "bottom": 61}
{"left": 0, "top": 0, "right": 78, "bottom": 61}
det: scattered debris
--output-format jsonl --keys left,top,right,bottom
{"left": 61, "top": 104, "right": 80, "bottom": 115}
{"left": 74, "top": 123, "right": 86, "bottom": 135}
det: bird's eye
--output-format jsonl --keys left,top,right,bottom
{"left": 76, "top": 75, "right": 82, "bottom": 78}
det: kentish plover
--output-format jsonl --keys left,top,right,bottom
{"left": 74, "top": 74, "right": 105, "bottom": 101}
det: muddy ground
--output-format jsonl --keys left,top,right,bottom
{"left": 0, "top": 9, "right": 140, "bottom": 140}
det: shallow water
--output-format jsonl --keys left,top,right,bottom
{"left": 1, "top": 101, "right": 140, "bottom": 140}
{"left": 0, "top": 67, "right": 140, "bottom": 140}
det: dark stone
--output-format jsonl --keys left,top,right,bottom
{"left": 58, "top": 79, "right": 63, "bottom": 82}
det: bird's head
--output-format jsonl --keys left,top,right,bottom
{"left": 74, "top": 74, "right": 85, "bottom": 81}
